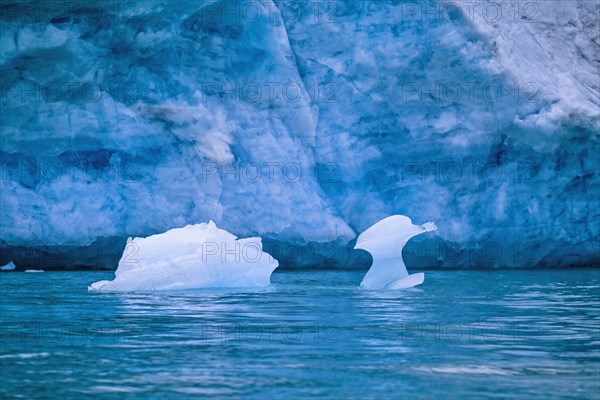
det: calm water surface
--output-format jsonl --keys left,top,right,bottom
{"left": 1, "top": 270, "right": 599, "bottom": 399}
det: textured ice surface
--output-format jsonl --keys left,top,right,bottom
{"left": 1, "top": 261, "right": 16, "bottom": 271}
{"left": 0, "top": 1, "right": 598, "bottom": 268}
{"left": 89, "top": 221, "right": 279, "bottom": 291}
{"left": 356, "top": 216, "right": 436, "bottom": 289}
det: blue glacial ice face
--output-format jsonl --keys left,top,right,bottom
{"left": 0, "top": 1, "right": 598, "bottom": 269}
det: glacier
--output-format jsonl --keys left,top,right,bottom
{"left": 89, "top": 221, "right": 279, "bottom": 291}
{"left": 0, "top": 1, "right": 599, "bottom": 269}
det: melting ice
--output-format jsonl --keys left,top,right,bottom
{"left": 89, "top": 221, "right": 278, "bottom": 291}
{"left": 356, "top": 215, "right": 437, "bottom": 289}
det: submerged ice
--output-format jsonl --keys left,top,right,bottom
{"left": 356, "top": 216, "right": 436, "bottom": 289}
{"left": 89, "top": 221, "right": 279, "bottom": 291}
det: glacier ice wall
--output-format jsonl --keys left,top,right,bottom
{"left": 1, "top": 0, "right": 598, "bottom": 269}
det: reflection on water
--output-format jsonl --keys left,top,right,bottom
{"left": 1, "top": 270, "right": 599, "bottom": 399}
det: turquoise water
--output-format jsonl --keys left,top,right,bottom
{"left": 1, "top": 270, "right": 599, "bottom": 399}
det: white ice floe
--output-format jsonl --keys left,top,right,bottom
{"left": 89, "top": 221, "right": 279, "bottom": 292}
{"left": 355, "top": 215, "right": 437, "bottom": 289}
{"left": 24, "top": 269, "right": 44, "bottom": 273}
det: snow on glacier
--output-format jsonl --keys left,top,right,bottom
{"left": 89, "top": 221, "right": 279, "bottom": 291}
{"left": 456, "top": 1, "right": 600, "bottom": 129}
{"left": 0, "top": 0, "right": 598, "bottom": 268}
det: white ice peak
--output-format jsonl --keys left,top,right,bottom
{"left": 355, "top": 215, "right": 437, "bottom": 289}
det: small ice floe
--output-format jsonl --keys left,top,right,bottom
{"left": 24, "top": 269, "right": 45, "bottom": 273}
{"left": 355, "top": 215, "right": 437, "bottom": 289}
{"left": 1, "top": 261, "right": 16, "bottom": 271}
{"left": 89, "top": 221, "right": 279, "bottom": 292}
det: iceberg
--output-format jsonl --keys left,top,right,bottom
{"left": 355, "top": 216, "right": 437, "bottom": 289}
{"left": 1, "top": 261, "right": 16, "bottom": 271}
{"left": 89, "top": 221, "right": 279, "bottom": 292}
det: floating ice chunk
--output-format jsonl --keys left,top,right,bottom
{"left": 1, "top": 261, "right": 16, "bottom": 271}
{"left": 24, "top": 269, "right": 44, "bottom": 273}
{"left": 89, "top": 221, "right": 279, "bottom": 292}
{"left": 355, "top": 216, "right": 437, "bottom": 289}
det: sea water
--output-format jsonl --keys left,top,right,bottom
{"left": 1, "top": 270, "right": 599, "bottom": 399}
